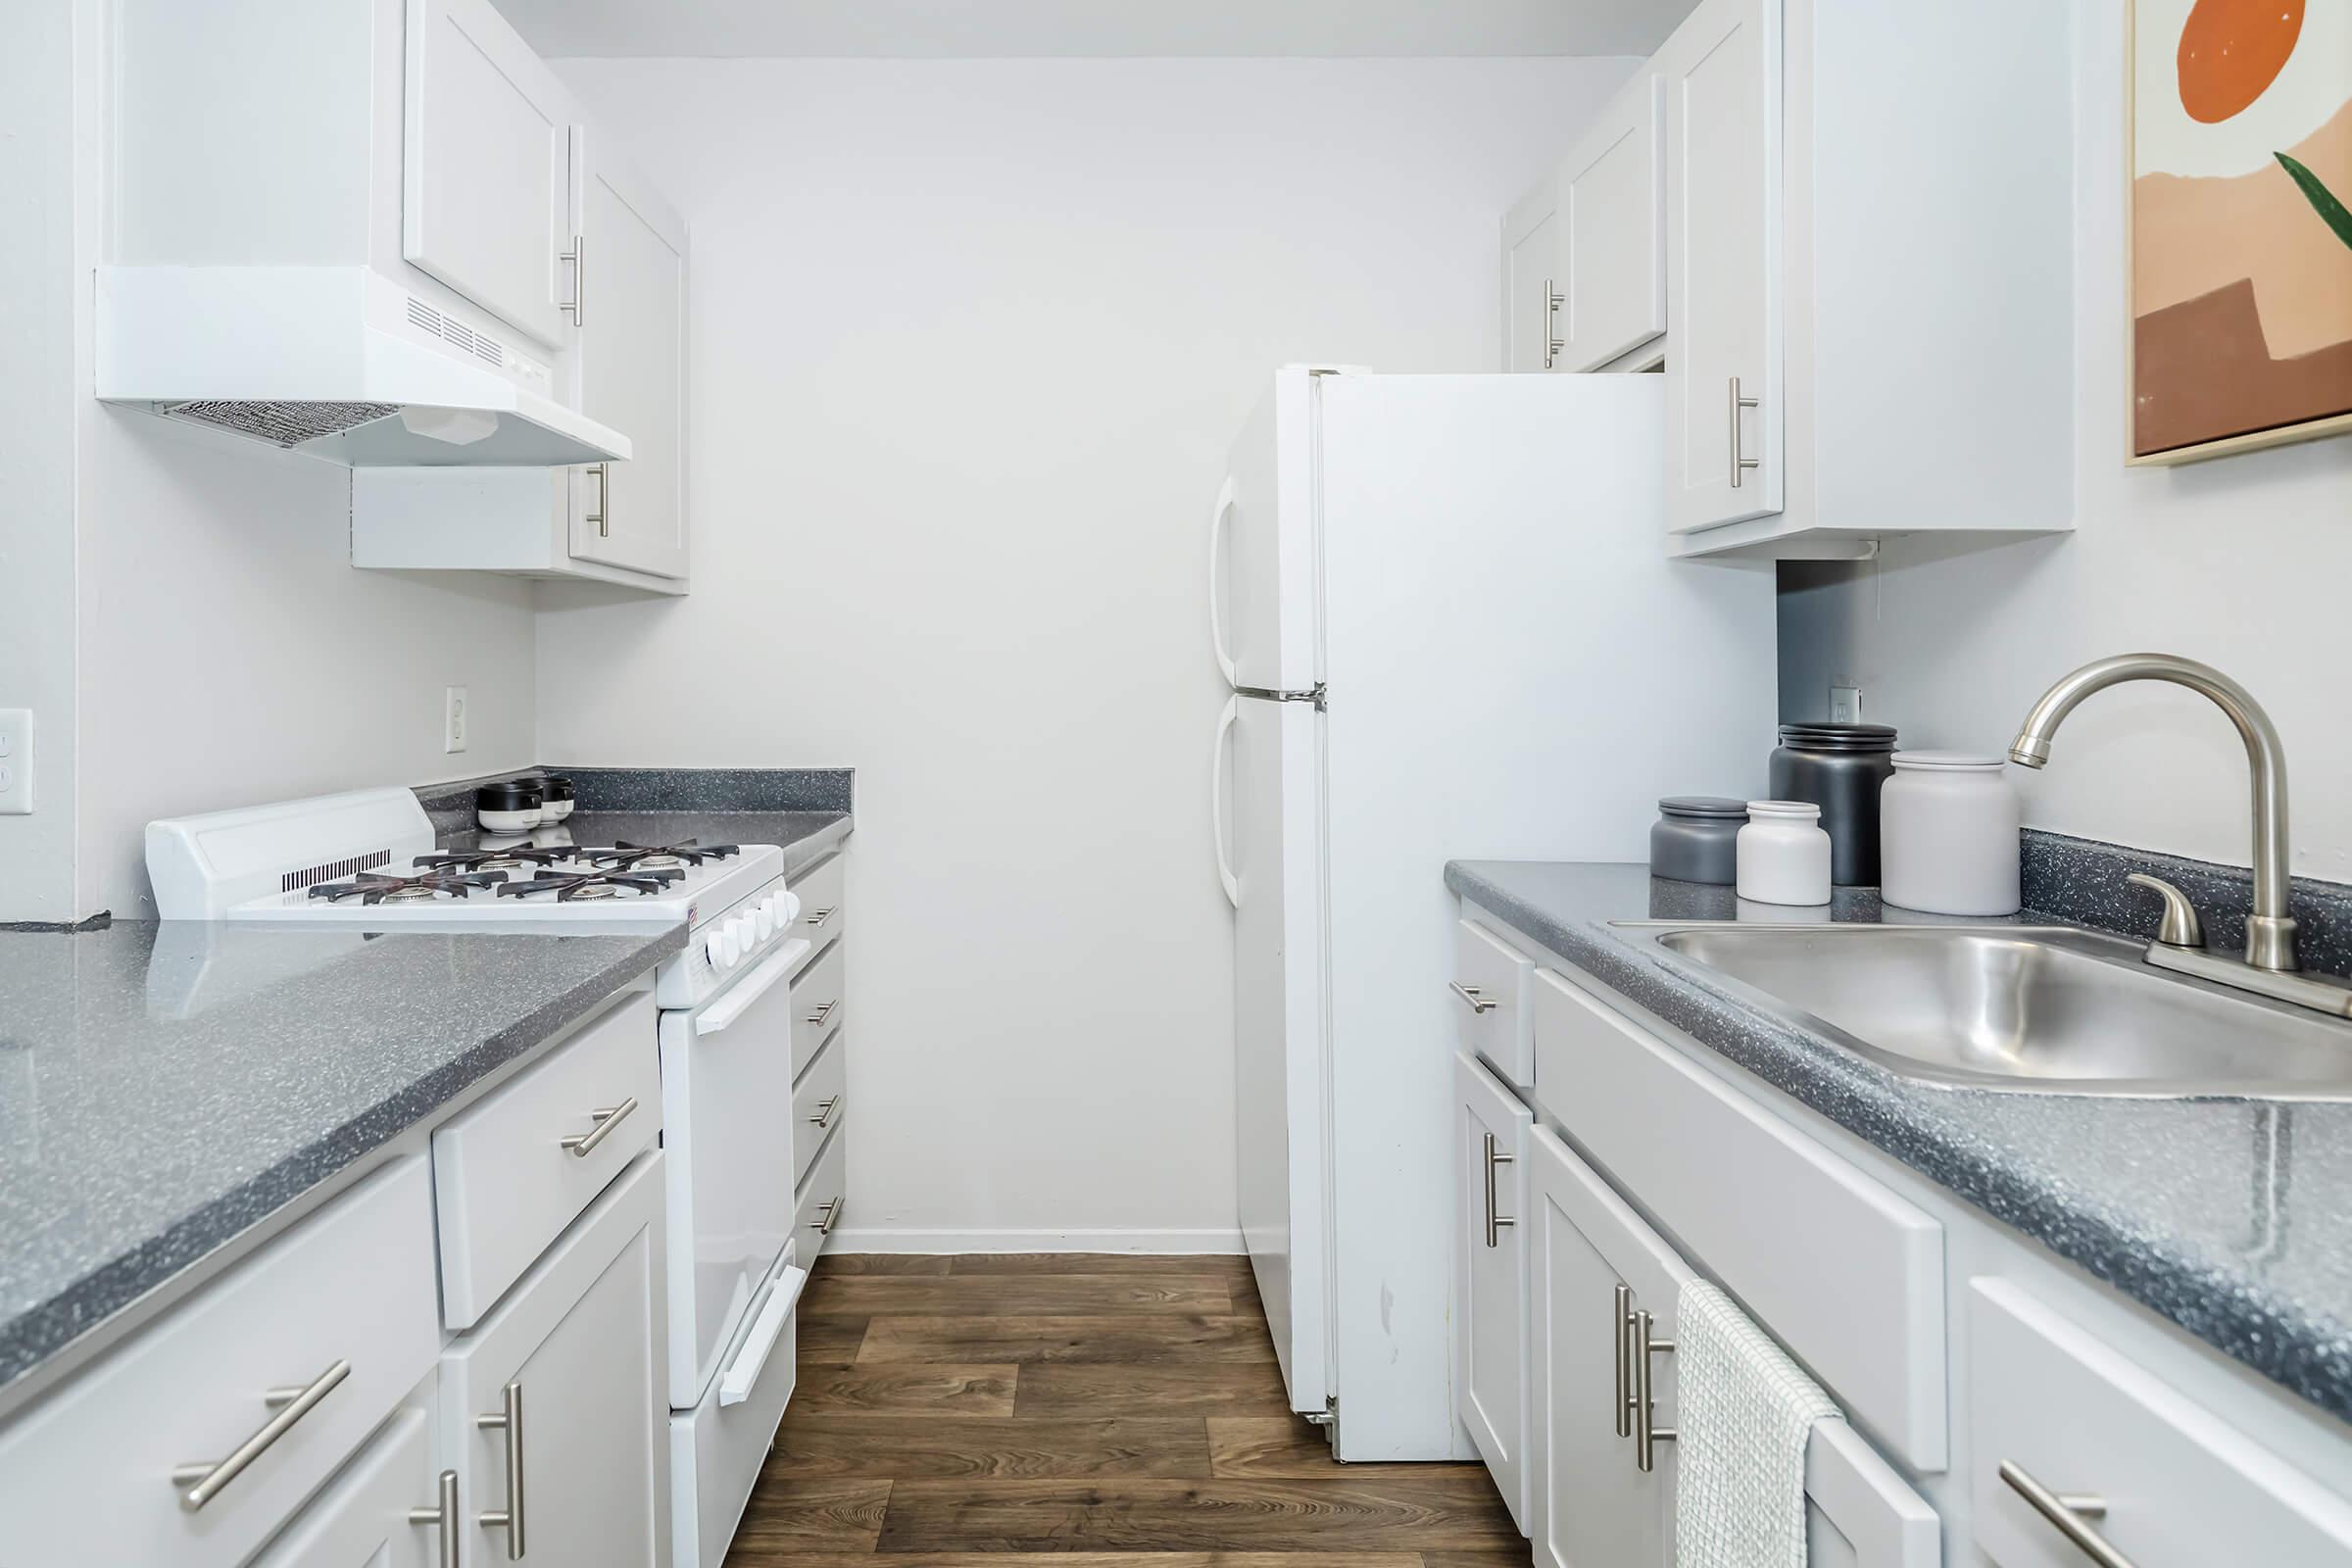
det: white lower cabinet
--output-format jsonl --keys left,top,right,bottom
{"left": 440, "top": 1150, "right": 671, "bottom": 1568}
{"left": 1454, "top": 1052, "right": 1533, "bottom": 1531}
{"left": 249, "top": 1402, "right": 452, "bottom": 1568}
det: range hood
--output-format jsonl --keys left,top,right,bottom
{"left": 95, "top": 267, "right": 631, "bottom": 467}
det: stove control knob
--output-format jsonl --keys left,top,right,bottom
{"left": 706, "top": 929, "right": 729, "bottom": 969}
{"left": 754, "top": 901, "right": 776, "bottom": 941}
{"left": 730, "top": 914, "right": 755, "bottom": 956}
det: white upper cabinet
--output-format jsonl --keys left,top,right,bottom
{"left": 567, "top": 130, "right": 692, "bottom": 581}
{"left": 1501, "top": 185, "right": 1563, "bottom": 373}
{"left": 1559, "top": 73, "right": 1668, "bottom": 373}
{"left": 403, "top": 0, "right": 579, "bottom": 350}
{"left": 1660, "top": 0, "right": 1783, "bottom": 535}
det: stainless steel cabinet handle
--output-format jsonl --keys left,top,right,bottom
{"left": 1544, "top": 278, "right": 1565, "bottom": 368}
{"left": 560, "top": 233, "right": 585, "bottom": 326}
{"left": 808, "top": 1095, "right": 841, "bottom": 1129}
{"left": 584, "top": 463, "right": 609, "bottom": 538}
{"left": 806, "top": 999, "right": 839, "bottom": 1027}
{"left": 170, "top": 1358, "right": 351, "bottom": 1511}
{"left": 1448, "top": 981, "right": 1497, "bottom": 1015}
{"left": 1729, "top": 376, "right": 1761, "bottom": 488}
{"left": 806, "top": 905, "right": 838, "bottom": 929}
{"left": 811, "top": 1197, "right": 844, "bottom": 1236}
{"left": 477, "top": 1381, "right": 526, "bottom": 1559}
{"left": 1613, "top": 1284, "right": 1635, "bottom": 1438}
{"left": 2000, "top": 1461, "right": 2130, "bottom": 1568}
{"left": 1631, "top": 1307, "right": 1677, "bottom": 1472}
{"left": 559, "top": 1095, "right": 638, "bottom": 1158}
{"left": 409, "top": 1469, "right": 461, "bottom": 1568}
{"left": 1481, "top": 1131, "right": 1515, "bottom": 1248}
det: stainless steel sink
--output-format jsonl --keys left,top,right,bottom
{"left": 1621, "top": 923, "right": 2352, "bottom": 1099}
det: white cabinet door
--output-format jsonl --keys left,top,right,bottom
{"left": 248, "top": 1405, "right": 450, "bottom": 1568}
{"left": 1501, "top": 178, "right": 1563, "bottom": 372}
{"left": 1454, "top": 1053, "right": 1534, "bottom": 1532}
{"left": 442, "top": 1152, "right": 669, "bottom": 1568}
{"left": 403, "top": 0, "right": 577, "bottom": 348}
{"left": 1661, "top": 0, "right": 1783, "bottom": 534}
{"left": 1559, "top": 73, "right": 1667, "bottom": 371}
{"left": 567, "top": 129, "right": 691, "bottom": 580}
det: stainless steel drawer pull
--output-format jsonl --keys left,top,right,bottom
{"left": 559, "top": 1096, "right": 638, "bottom": 1158}
{"left": 2000, "top": 1461, "right": 2130, "bottom": 1568}
{"left": 1630, "top": 1307, "right": 1676, "bottom": 1472}
{"left": 808, "top": 1095, "right": 842, "bottom": 1130}
{"left": 584, "top": 463, "right": 610, "bottom": 538}
{"left": 1613, "top": 1283, "right": 1635, "bottom": 1437}
{"left": 806, "top": 905, "right": 838, "bottom": 928}
{"left": 1544, "top": 278, "right": 1564, "bottom": 368}
{"left": 1729, "top": 376, "right": 1761, "bottom": 488}
{"left": 1481, "top": 1131, "right": 1515, "bottom": 1248}
{"left": 1448, "top": 981, "right": 1497, "bottom": 1015}
{"left": 560, "top": 233, "right": 585, "bottom": 326}
{"left": 812, "top": 1197, "right": 844, "bottom": 1236}
{"left": 477, "top": 1381, "right": 526, "bottom": 1559}
{"left": 807, "top": 999, "right": 840, "bottom": 1027}
{"left": 171, "top": 1358, "right": 351, "bottom": 1511}
{"left": 410, "top": 1469, "right": 461, "bottom": 1568}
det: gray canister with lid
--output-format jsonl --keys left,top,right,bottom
{"left": 1648, "top": 797, "right": 1748, "bottom": 885}
{"left": 1768, "top": 722, "right": 1898, "bottom": 885}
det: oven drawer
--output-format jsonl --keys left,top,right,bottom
{"left": 0, "top": 1159, "right": 440, "bottom": 1568}
{"left": 796, "top": 1120, "right": 849, "bottom": 1259}
{"left": 434, "top": 986, "right": 662, "bottom": 1329}
{"left": 791, "top": 852, "right": 846, "bottom": 952}
{"left": 792, "top": 1029, "right": 847, "bottom": 1189}
{"left": 791, "top": 941, "right": 846, "bottom": 1081}
{"left": 670, "top": 1243, "right": 808, "bottom": 1568}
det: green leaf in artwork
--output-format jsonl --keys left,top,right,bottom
{"left": 2276, "top": 153, "right": 2352, "bottom": 255}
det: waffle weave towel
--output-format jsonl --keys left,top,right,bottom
{"left": 1674, "top": 1279, "right": 1841, "bottom": 1568}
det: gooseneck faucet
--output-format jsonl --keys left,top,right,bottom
{"left": 2009, "top": 654, "right": 2296, "bottom": 971}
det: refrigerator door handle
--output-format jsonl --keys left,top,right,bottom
{"left": 1211, "top": 695, "right": 1241, "bottom": 906}
{"left": 1208, "top": 474, "right": 1240, "bottom": 686}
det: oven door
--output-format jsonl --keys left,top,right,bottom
{"left": 660, "top": 935, "right": 812, "bottom": 1408}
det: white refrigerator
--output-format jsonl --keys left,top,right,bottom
{"left": 1211, "top": 368, "right": 1776, "bottom": 1460}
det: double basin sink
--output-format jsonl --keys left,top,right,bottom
{"left": 1617, "top": 922, "right": 2352, "bottom": 1100}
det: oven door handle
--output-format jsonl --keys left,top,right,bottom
{"left": 696, "top": 938, "right": 811, "bottom": 1035}
{"left": 718, "top": 1260, "right": 808, "bottom": 1407}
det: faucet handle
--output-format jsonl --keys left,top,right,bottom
{"left": 2127, "top": 873, "right": 2206, "bottom": 950}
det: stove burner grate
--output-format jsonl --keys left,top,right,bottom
{"left": 576, "top": 839, "right": 740, "bottom": 873}
{"left": 493, "top": 866, "right": 685, "bottom": 903}
{"left": 415, "top": 849, "right": 575, "bottom": 875}
{"left": 308, "top": 870, "right": 507, "bottom": 905}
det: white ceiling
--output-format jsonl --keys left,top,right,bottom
{"left": 487, "top": 0, "right": 1688, "bottom": 59}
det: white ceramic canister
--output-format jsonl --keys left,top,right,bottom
{"left": 1736, "top": 800, "right": 1833, "bottom": 906}
{"left": 1879, "top": 751, "right": 2021, "bottom": 915}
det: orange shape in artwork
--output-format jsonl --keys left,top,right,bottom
{"left": 2178, "top": 0, "right": 2307, "bottom": 123}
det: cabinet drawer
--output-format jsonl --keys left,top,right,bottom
{"left": 249, "top": 1402, "right": 445, "bottom": 1568}
{"left": 434, "top": 987, "right": 662, "bottom": 1328}
{"left": 1971, "top": 1279, "right": 2352, "bottom": 1568}
{"left": 791, "top": 940, "right": 847, "bottom": 1081}
{"left": 0, "top": 1159, "right": 440, "bottom": 1568}
{"left": 791, "top": 852, "right": 847, "bottom": 951}
{"left": 796, "top": 1120, "right": 849, "bottom": 1260}
{"left": 1531, "top": 964, "right": 1947, "bottom": 1469}
{"left": 793, "top": 1029, "right": 847, "bottom": 1189}
{"left": 1454, "top": 917, "right": 1537, "bottom": 1088}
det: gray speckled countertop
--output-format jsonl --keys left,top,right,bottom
{"left": 1446, "top": 860, "right": 2352, "bottom": 1427}
{"left": 0, "top": 920, "right": 683, "bottom": 1409}
{"left": 440, "top": 809, "right": 852, "bottom": 881}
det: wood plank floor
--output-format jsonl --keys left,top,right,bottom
{"left": 726, "top": 1253, "right": 1525, "bottom": 1567}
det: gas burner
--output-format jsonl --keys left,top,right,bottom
{"left": 309, "top": 870, "right": 507, "bottom": 906}
{"left": 415, "top": 849, "right": 574, "bottom": 875}
{"left": 493, "top": 867, "right": 686, "bottom": 903}
{"left": 577, "top": 839, "right": 741, "bottom": 873}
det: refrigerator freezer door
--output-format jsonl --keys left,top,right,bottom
{"left": 1213, "top": 368, "right": 1326, "bottom": 694}
{"left": 1228, "top": 691, "right": 1330, "bottom": 1416}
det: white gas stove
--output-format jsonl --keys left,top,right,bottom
{"left": 146, "top": 786, "right": 794, "bottom": 1007}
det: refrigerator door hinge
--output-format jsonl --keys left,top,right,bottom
{"left": 1239, "top": 682, "right": 1326, "bottom": 711}
{"left": 1303, "top": 1396, "right": 1339, "bottom": 1450}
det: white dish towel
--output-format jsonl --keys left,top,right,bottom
{"left": 1673, "top": 1279, "right": 1841, "bottom": 1568}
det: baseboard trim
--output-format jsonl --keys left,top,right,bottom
{"left": 824, "top": 1226, "right": 1246, "bottom": 1255}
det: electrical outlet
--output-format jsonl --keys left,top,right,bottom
{"left": 0, "top": 710, "right": 30, "bottom": 813}
{"left": 1829, "top": 686, "right": 1862, "bottom": 725}
{"left": 443, "top": 686, "right": 468, "bottom": 754}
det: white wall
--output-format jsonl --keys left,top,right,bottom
{"left": 534, "top": 56, "right": 1639, "bottom": 1247}
{"left": 1778, "top": 0, "right": 2352, "bottom": 882}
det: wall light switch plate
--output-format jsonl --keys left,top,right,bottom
{"left": 444, "top": 686, "right": 468, "bottom": 754}
{"left": 1829, "top": 686, "right": 1862, "bottom": 725}
{"left": 0, "top": 710, "right": 30, "bottom": 812}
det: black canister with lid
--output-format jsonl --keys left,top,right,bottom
{"left": 1768, "top": 722, "right": 1897, "bottom": 886}
{"left": 1648, "top": 797, "right": 1747, "bottom": 885}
